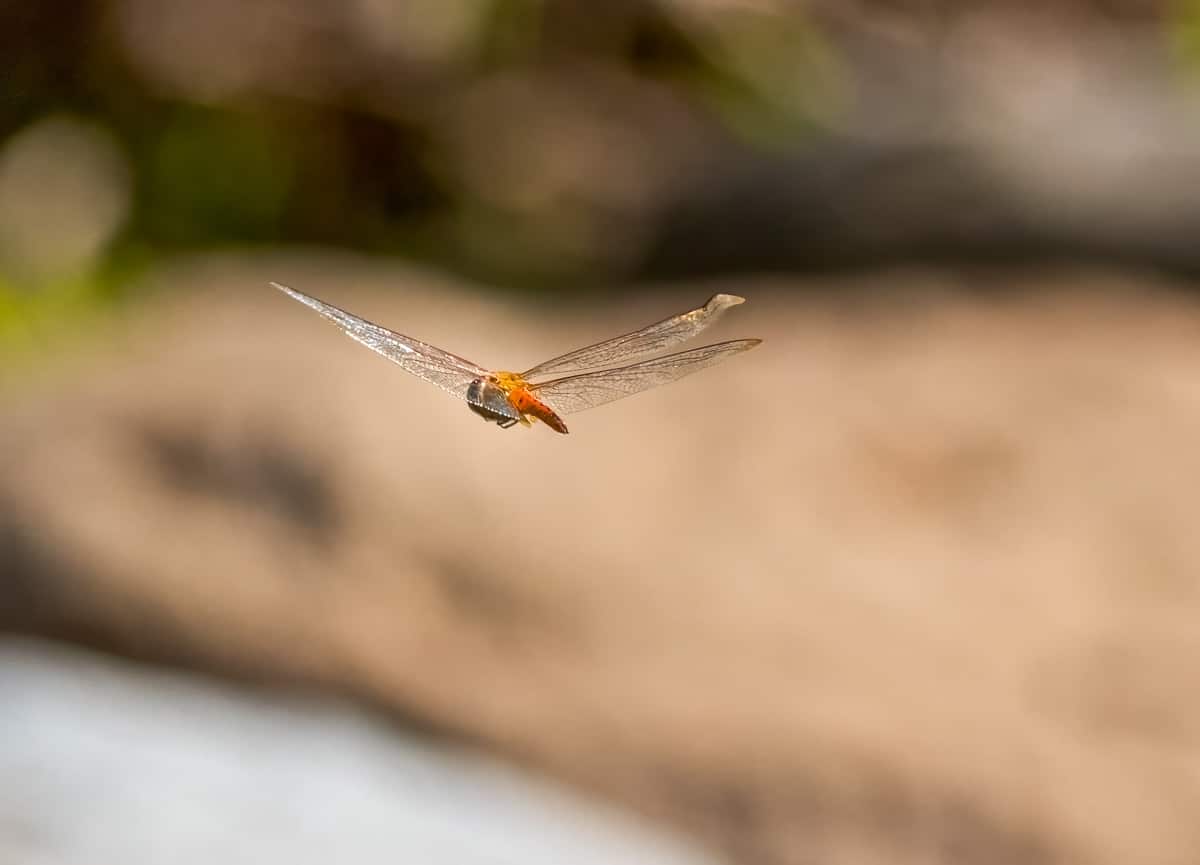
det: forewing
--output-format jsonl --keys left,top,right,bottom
{"left": 530, "top": 339, "right": 761, "bottom": 415}
{"left": 272, "top": 283, "right": 488, "bottom": 398}
{"left": 522, "top": 294, "right": 747, "bottom": 379}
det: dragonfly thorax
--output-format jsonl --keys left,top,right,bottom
{"left": 466, "top": 378, "right": 522, "bottom": 428}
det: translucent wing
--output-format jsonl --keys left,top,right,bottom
{"left": 272, "top": 283, "right": 488, "bottom": 398}
{"left": 522, "top": 294, "right": 748, "bottom": 380}
{"left": 530, "top": 339, "right": 761, "bottom": 414}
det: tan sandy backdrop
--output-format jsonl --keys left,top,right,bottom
{"left": 3, "top": 254, "right": 1200, "bottom": 865}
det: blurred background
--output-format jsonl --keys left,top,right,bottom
{"left": 4, "top": 1, "right": 1200, "bottom": 863}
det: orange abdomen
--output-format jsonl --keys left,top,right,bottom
{"left": 508, "top": 387, "right": 569, "bottom": 434}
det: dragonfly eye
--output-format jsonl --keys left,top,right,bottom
{"left": 466, "top": 378, "right": 522, "bottom": 426}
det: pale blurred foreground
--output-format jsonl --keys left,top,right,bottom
{"left": 0, "top": 638, "right": 715, "bottom": 865}
{"left": 4, "top": 255, "right": 1200, "bottom": 865}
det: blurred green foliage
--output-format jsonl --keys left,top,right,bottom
{"left": 0, "top": 277, "right": 103, "bottom": 364}
{"left": 143, "top": 109, "right": 296, "bottom": 246}
{"left": 3, "top": 0, "right": 1198, "bottom": 361}
{"left": 0, "top": 0, "right": 838, "bottom": 314}
{"left": 681, "top": 7, "right": 843, "bottom": 146}
{"left": 1170, "top": 0, "right": 1200, "bottom": 70}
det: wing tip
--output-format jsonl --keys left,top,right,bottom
{"left": 271, "top": 281, "right": 328, "bottom": 313}
{"left": 708, "top": 293, "right": 746, "bottom": 310}
{"left": 270, "top": 281, "right": 301, "bottom": 298}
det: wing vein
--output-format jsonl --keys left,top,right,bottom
{"left": 272, "top": 283, "right": 487, "bottom": 399}
{"left": 522, "top": 294, "right": 747, "bottom": 379}
{"left": 530, "top": 339, "right": 761, "bottom": 415}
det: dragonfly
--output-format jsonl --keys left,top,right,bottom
{"left": 272, "top": 282, "right": 761, "bottom": 434}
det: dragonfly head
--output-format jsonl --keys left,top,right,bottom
{"left": 466, "top": 378, "right": 522, "bottom": 428}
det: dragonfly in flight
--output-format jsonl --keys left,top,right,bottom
{"left": 272, "top": 283, "right": 761, "bottom": 434}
